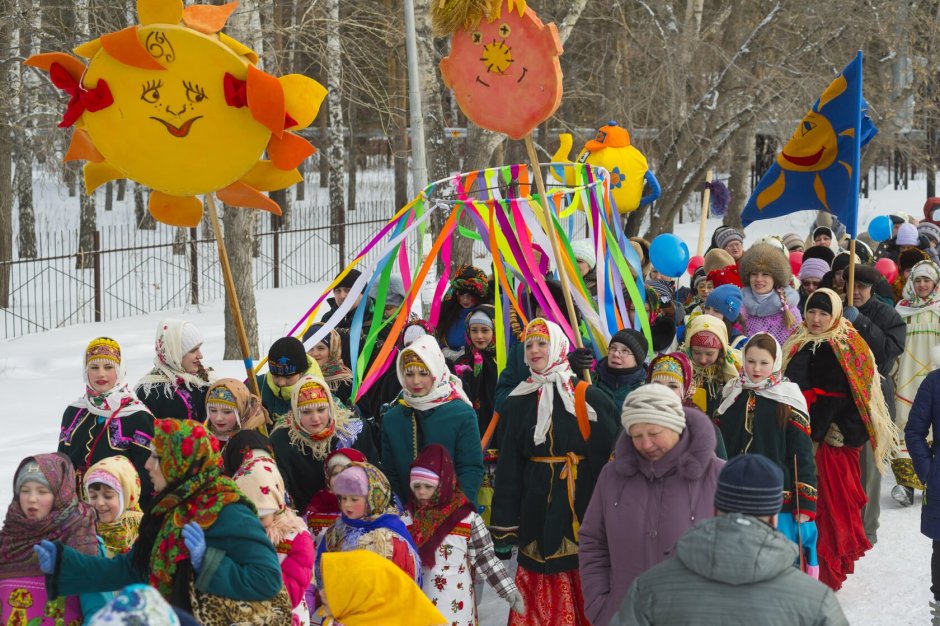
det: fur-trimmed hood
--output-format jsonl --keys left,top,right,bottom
{"left": 739, "top": 243, "right": 792, "bottom": 289}
{"left": 614, "top": 405, "right": 718, "bottom": 480}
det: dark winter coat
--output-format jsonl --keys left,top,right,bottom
{"left": 456, "top": 348, "right": 499, "bottom": 448}
{"left": 320, "top": 297, "right": 385, "bottom": 366}
{"left": 906, "top": 370, "right": 940, "bottom": 540}
{"left": 493, "top": 342, "right": 527, "bottom": 417}
{"left": 491, "top": 384, "right": 619, "bottom": 575}
{"left": 855, "top": 294, "right": 906, "bottom": 419}
{"left": 785, "top": 342, "right": 868, "bottom": 448}
{"left": 136, "top": 383, "right": 208, "bottom": 422}
{"left": 591, "top": 359, "right": 647, "bottom": 411}
{"left": 256, "top": 355, "right": 321, "bottom": 425}
{"left": 579, "top": 409, "right": 723, "bottom": 626}
{"left": 618, "top": 513, "right": 848, "bottom": 626}
{"left": 715, "top": 394, "right": 817, "bottom": 517}
{"left": 58, "top": 406, "right": 155, "bottom": 507}
{"left": 380, "top": 399, "right": 484, "bottom": 508}
{"left": 270, "top": 419, "right": 377, "bottom": 511}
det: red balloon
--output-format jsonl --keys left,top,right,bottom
{"left": 876, "top": 258, "right": 898, "bottom": 284}
{"left": 687, "top": 255, "right": 704, "bottom": 276}
{"left": 789, "top": 251, "right": 803, "bottom": 276}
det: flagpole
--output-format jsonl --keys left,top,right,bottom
{"left": 847, "top": 50, "right": 864, "bottom": 308}
{"left": 847, "top": 238, "right": 856, "bottom": 307}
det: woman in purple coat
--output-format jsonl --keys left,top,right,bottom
{"left": 578, "top": 384, "right": 725, "bottom": 626}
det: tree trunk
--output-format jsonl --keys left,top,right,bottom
{"left": 76, "top": 180, "right": 96, "bottom": 269}
{"left": 13, "top": 0, "right": 37, "bottom": 258}
{"left": 116, "top": 178, "right": 126, "bottom": 201}
{"left": 173, "top": 227, "right": 187, "bottom": 255}
{"left": 104, "top": 182, "right": 113, "bottom": 211}
{"left": 134, "top": 183, "right": 155, "bottom": 229}
{"left": 347, "top": 93, "right": 358, "bottom": 212}
{"left": 326, "top": 0, "right": 346, "bottom": 265}
{"left": 724, "top": 125, "right": 752, "bottom": 229}
{"left": 319, "top": 104, "right": 329, "bottom": 189}
{"left": 0, "top": 0, "right": 12, "bottom": 307}
{"left": 413, "top": 0, "right": 453, "bottom": 183}
{"left": 223, "top": 202, "right": 260, "bottom": 359}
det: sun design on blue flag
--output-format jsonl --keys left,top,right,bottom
{"left": 756, "top": 74, "right": 855, "bottom": 210}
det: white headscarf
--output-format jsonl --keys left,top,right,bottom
{"left": 70, "top": 337, "right": 152, "bottom": 419}
{"left": 716, "top": 332, "right": 808, "bottom": 417}
{"left": 397, "top": 335, "right": 472, "bottom": 412}
{"left": 896, "top": 260, "right": 940, "bottom": 318}
{"left": 509, "top": 318, "right": 596, "bottom": 445}
{"left": 136, "top": 319, "right": 214, "bottom": 395}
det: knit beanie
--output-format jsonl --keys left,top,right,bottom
{"left": 853, "top": 265, "right": 881, "bottom": 287}
{"left": 714, "top": 454, "right": 784, "bottom": 516}
{"left": 620, "top": 383, "right": 686, "bottom": 434}
{"left": 15, "top": 461, "right": 50, "bottom": 493}
{"left": 805, "top": 291, "right": 834, "bottom": 315}
{"left": 609, "top": 329, "right": 650, "bottom": 362}
{"left": 918, "top": 222, "right": 940, "bottom": 246}
{"left": 409, "top": 467, "right": 441, "bottom": 491}
{"left": 783, "top": 233, "right": 804, "bottom": 251}
{"left": 332, "top": 465, "right": 369, "bottom": 497}
{"left": 336, "top": 268, "right": 362, "bottom": 290}
{"left": 897, "top": 222, "right": 919, "bottom": 247}
{"left": 85, "top": 337, "right": 122, "bottom": 366}
{"left": 831, "top": 252, "right": 859, "bottom": 274}
{"left": 179, "top": 322, "right": 203, "bottom": 355}
{"left": 690, "top": 330, "right": 722, "bottom": 349}
{"left": 570, "top": 239, "right": 597, "bottom": 270}
{"left": 715, "top": 228, "right": 744, "bottom": 251}
{"left": 799, "top": 258, "right": 830, "bottom": 281}
{"left": 467, "top": 309, "right": 495, "bottom": 330}
{"left": 268, "top": 336, "right": 309, "bottom": 377}
{"left": 704, "top": 284, "right": 742, "bottom": 322}
{"left": 648, "top": 279, "right": 674, "bottom": 306}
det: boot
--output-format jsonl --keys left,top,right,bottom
{"left": 892, "top": 484, "right": 914, "bottom": 507}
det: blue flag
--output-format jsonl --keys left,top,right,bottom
{"left": 742, "top": 52, "right": 877, "bottom": 238}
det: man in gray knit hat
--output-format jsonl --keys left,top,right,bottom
{"left": 617, "top": 454, "right": 847, "bottom": 625}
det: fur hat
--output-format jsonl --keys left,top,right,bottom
{"left": 703, "top": 248, "right": 736, "bottom": 275}
{"left": 802, "top": 245, "right": 835, "bottom": 266}
{"left": 853, "top": 264, "right": 882, "bottom": 287}
{"left": 739, "top": 243, "right": 791, "bottom": 289}
{"left": 899, "top": 247, "right": 929, "bottom": 272}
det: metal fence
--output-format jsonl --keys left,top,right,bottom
{"left": 0, "top": 203, "right": 395, "bottom": 339}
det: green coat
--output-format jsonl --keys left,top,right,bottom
{"left": 715, "top": 392, "right": 818, "bottom": 516}
{"left": 490, "top": 382, "right": 619, "bottom": 574}
{"left": 381, "top": 399, "right": 484, "bottom": 507}
{"left": 50, "top": 502, "right": 282, "bottom": 602}
{"left": 591, "top": 359, "right": 648, "bottom": 411}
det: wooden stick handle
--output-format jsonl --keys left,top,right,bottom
{"left": 847, "top": 238, "right": 857, "bottom": 307}
{"left": 206, "top": 194, "right": 263, "bottom": 400}
{"left": 696, "top": 169, "right": 714, "bottom": 257}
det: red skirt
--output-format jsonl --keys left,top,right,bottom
{"left": 509, "top": 565, "right": 590, "bottom": 626}
{"left": 816, "top": 443, "right": 871, "bottom": 590}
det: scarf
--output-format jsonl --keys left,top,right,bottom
{"left": 233, "top": 456, "right": 307, "bottom": 546}
{"left": 649, "top": 351, "right": 695, "bottom": 403}
{"left": 0, "top": 453, "right": 99, "bottom": 579}
{"left": 317, "top": 329, "right": 354, "bottom": 390}
{"left": 782, "top": 288, "right": 900, "bottom": 471}
{"left": 278, "top": 374, "right": 359, "bottom": 461}
{"left": 742, "top": 286, "right": 800, "bottom": 318}
{"left": 264, "top": 354, "right": 323, "bottom": 402}
{"left": 136, "top": 319, "right": 214, "bottom": 397}
{"left": 509, "top": 318, "right": 596, "bottom": 446}
{"left": 306, "top": 448, "right": 369, "bottom": 517}
{"left": 896, "top": 260, "right": 940, "bottom": 318}
{"left": 684, "top": 314, "right": 740, "bottom": 385}
{"left": 716, "top": 333, "right": 808, "bottom": 417}
{"left": 406, "top": 444, "right": 475, "bottom": 567}
{"left": 71, "top": 349, "right": 152, "bottom": 419}
{"left": 84, "top": 455, "right": 144, "bottom": 556}
{"left": 397, "top": 335, "right": 472, "bottom": 411}
{"left": 134, "top": 419, "right": 251, "bottom": 603}
{"left": 205, "top": 378, "right": 269, "bottom": 440}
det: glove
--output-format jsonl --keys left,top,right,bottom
{"left": 567, "top": 347, "right": 594, "bottom": 372}
{"left": 507, "top": 589, "right": 526, "bottom": 615}
{"left": 494, "top": 544, "right": 513, "bottom": 561}
{"left": 33, "top": 540, "right": 57, "bottom": 574}
{"left": 844, "top": 306, "right": 859, "bottom": 323}
{"left": 182, "top": 522, "right": 207, "bottom": 572}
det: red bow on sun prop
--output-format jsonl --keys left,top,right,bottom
{"left": 224, "top": 72, "right": 297, "bottom": 128}
{"left": 49, "top": 62, "right": 113, "bottom": 128}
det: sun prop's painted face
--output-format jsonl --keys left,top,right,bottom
{"left": 440, "top": 2, "right": 562, "bottom": 140}
{"left": 777, "top": 111, "right": 838, "bottom": 173}
{"left": 25, "top": 0, "right": 326, "bottom": 228}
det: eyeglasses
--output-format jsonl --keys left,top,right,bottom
{"left": 608, "top": 346, "right": 633, "bottom": 356}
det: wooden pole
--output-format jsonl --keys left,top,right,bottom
{"left": 847, "top": 238, "right": 857, "bottom": 307}
{"left": 205, "top": 194, "right": 263, "bottom": 399}
{"left": 696, "top": 169, "right": 714, "bottom": 257}
{"left": 523, "top": 135, "right": 591, "bottom": 381}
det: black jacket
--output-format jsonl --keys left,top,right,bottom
{"left": 854, "top": 296, "right": 907, "bottom": 376}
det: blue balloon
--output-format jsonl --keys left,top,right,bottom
{"left": 649, "top": 234, "right": 690, "bottom": 278}
{"left": 868, "top": 215, "right": 893, "bottom": 242}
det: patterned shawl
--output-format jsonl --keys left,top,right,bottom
{"left": 783, "top": 288, "right": 900, "bottom": 471}
{"left": 0, "top": 453, "right": 99, "bottom": 579}
{"left": 134, "top": 419, "right": 251, "bottom": 601}
{"left": 70, "top": 337, "right": 152, "bottom": 419}
{"left": 406, "top": 444, "right": 475, "bottom": 568}
{"left": 84, "top": 455, "right": 144, "bottom": 556}
{"left": 136, "top": 319, "right": 214, "bottom": 396}
{"left": 277, "top": 374, "right": 359, "bottom": 461}
{"left": 313, "top": 326, "right": 353, "bottom": 390}
{"left": 397, "top": 335, "right": 472, "bottom": 411}
{"left": 716, "top": 333, "right": 808, "bottom": 417}
{"left": 234, "top": 456, "right": 307, "bottom": 546}
{"left": 205, "top": 378, "right": 269, "bottom": 440}
{"left": 896, "top": 260, "right": 940, "bottom": 318}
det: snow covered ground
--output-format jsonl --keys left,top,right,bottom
{"left": 1, "top": 168, "right": 936, "bottom": 623}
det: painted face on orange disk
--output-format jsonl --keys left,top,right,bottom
{"left": 777, "top": 111, "right": 838, "bottom": 172}
{"left": 440, "top": 4, "right": 563, "bottom": 140}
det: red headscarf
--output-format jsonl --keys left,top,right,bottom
{"left": 0, "top": 453, "right": 99, "bottom": 579}
{"left": 406, "top": 444, "right": 476, "bottom": 567}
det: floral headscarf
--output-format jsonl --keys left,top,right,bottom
{"left": 307, "top": 323, "right": 353, "bottom": 390}
{"left": 134, "top": 419, "right": 250, "bottom": 603}
{"left": 0, "top": 453, "right": 98, "bottom": 579}
{"left": 72, "top": 337, "right": 152, "bottom": 419}
{"left": 278, "top": 374, "right": 360, "bottom": 461}
{"left": 508, "top": 317, "right": 596, "bottom": 445}
{"left": 205, "top": 378, "right": 269, "bottom": 439}
{"left": 406, "top": 444, "right": 475, "bottom": 568}
{"left": 684, "top": 314, "right": 740, "bottom": 384}
{"left": 137, "top": 319, "right": 214, "bottom": 396}
{"left": 84, "top": 455, "right": 144, "bottom": 556}
{"left": 444, "top": 265, "right": 488, "bottom": 301}
{"left": 234, "top": 456, "right": 307, "bottom": 546}
{"left": 896, "top": 260, "right": 940, "bottom": 318}
{"left": 88, "top": 584, "right": 181, "bottom": 626}
{"left": 715, "top": 333, "right": 808, "bottom": 417}
{"left": 396, "top": 336, "right": 472, "bottom": 411}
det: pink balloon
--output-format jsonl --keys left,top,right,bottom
{"left": 789, "top": 251, "right": 803, "bottom": 276}
{"left": 875, "top": 258, "right": 898, "bottom": 284}
{"left": 687, "top": 255, "right": 705, "bottom": 276}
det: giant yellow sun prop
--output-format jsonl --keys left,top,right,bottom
{"left": 26, "top": 0, "right": 326, "bottom": 227}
